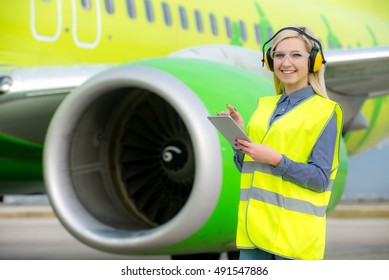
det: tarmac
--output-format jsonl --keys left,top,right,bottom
{"left": 0, "top": 201, "right": 389, "bottom": 260}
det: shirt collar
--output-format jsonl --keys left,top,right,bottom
{"left": 277, "top": 85, "right": 315, "bottom": 106}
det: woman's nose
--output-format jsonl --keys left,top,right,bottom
{"left": 281, "top": 55, "right": 293, "bottom": 64}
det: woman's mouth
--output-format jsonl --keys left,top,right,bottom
{"left": 281, "top": 70, "right": 296, "bottom": 74}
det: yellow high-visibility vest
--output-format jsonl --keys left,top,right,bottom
{"left": 236, "top": 94, "right": 343, "bottom": 260}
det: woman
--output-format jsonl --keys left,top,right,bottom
{"left": 220, "top": 26, "right": 343, "bottom": 260}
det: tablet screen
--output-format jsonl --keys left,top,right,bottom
{"left": 207, "top": 116, "right": 251, "bottom": 148}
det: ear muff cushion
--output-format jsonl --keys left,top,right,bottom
{"left": 309, "top": 47, "right": 323, "bottom": 73}
{"left": 265, "top": 48, "right": 274, "bottom": 71}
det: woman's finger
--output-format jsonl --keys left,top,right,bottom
{"left": 226, "top": 104, "right": 237, "bottom": 114}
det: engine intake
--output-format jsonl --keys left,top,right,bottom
{"left": 44, "top": 63, "right": 223, "bottom": 253}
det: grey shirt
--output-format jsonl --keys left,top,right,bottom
{"left": 233, "top": 85, "right": 337, "bottom": 193}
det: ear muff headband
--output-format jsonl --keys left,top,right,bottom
{"left": 261, "top": 27, "right": 326, "bottom": 73}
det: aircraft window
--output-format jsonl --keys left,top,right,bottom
{"left": 266, "top": 27, "right": 274, "bottom": 41}
{"left": 104, "top": 0, "right": 114, "bottom": 14}
{"left": 224, "top": 17, "right": 232, "bottom": 39}
{"left": 126, "top": 0, "right": 136, "bottom": 19}
{"left": 144, "top": 0, "right": 155, "bottom": 23}
{"left": 162, "top": 2, "right": 172, "bottom": 26}
{"left": 81, "top": 0, "right": 92, "bottom": 10}
{"left": 209, "top": 13, "right": 218, "bottom": 36}
{"left": 194, "top": 10, "right": 203, "bottom": 33}
{"left": 239, "top": 20, "right": 247, "bottom": 41}
{"left": 254, "top": 24, "right": 261, "bottom": 45}
{"left": 178, "top": 6, "right": 188, "bottom": 30}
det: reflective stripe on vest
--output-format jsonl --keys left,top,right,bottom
{"left": 236, "top": 94, "right": 343, "bottom": 260}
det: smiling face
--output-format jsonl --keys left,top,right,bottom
{"left": 273, "top": 37, "right": 310, "bottom": 94}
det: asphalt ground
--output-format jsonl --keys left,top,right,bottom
{"left": 0, "top": 202, "right": 389, "bottom": 260}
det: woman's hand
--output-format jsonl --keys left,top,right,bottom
{"left": 235, "top": 139, "right": 282, "bottom": 167}
{"left": 217, "top": 104, "right": 244, "bottom": 130}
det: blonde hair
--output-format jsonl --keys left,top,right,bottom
{"left": 271, "top": 26, "right": 328, "bottom": 98}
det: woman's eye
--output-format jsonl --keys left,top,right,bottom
{"left": 274, "top": 53, "right": 285, "bottom": 59}
{"left": 292, "top": 53, "right": 303, "bottom": 57}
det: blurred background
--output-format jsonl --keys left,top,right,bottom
{"left": 342, "top": 137, "right": 389, "bottom": 202}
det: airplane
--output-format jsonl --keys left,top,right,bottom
{"left": 0, "top": 0, "right": 389, "bottom": 259}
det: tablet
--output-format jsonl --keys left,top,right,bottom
{"left": 207, "top": 116, "right": 251, "bottom": 148}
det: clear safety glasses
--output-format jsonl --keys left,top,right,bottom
{"left": 271, "top": 51, "right": 310, "bottom": 63}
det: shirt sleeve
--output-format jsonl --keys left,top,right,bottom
{"left": 233, "top": 149, "right": 244, "bottom": 172}
{"left": 272, "top": 115, "right": 337, "bottom": 192}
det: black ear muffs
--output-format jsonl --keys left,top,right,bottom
{"left": 264, "top": 48, "right": 274, "bottom": 71}
{"left": 309, "top": 46, "right": 324, "bottom": 73}
{"left": 261, "top": 27, "right": 326, "bottom": 73}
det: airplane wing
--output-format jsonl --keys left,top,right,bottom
{"left": 325, "top": 46, "right": 389, "bottom": 133}
{"left": 0, "top": 65, "right": 111, "bottom": 144}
